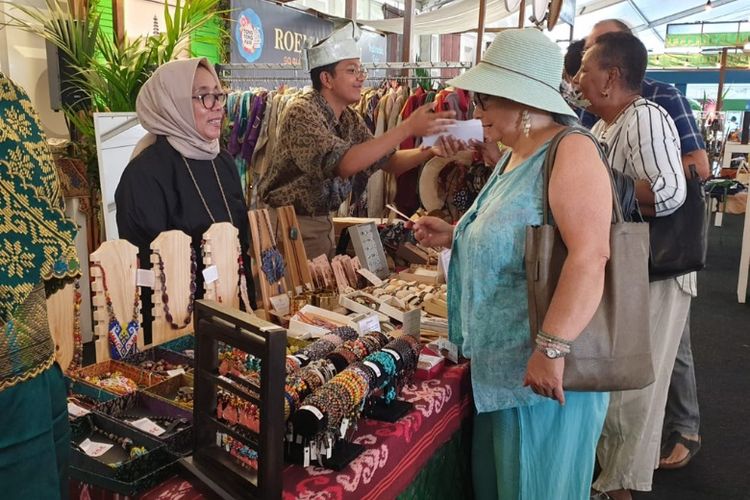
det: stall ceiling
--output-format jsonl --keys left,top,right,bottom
{"left": 357, "top": 0, "right": 750, "bottom": 51}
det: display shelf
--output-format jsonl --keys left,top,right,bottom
{"left": 187, "top": 299, "right": 286, "bottom": 499}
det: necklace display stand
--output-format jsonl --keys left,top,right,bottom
{"left": 274, "top": 206, "right": 313, "bottom": 294}
{"left": 202, "top": 222, "right": 243, "bottom": 310}
{"left": 248, "top": 209, "right": 288, "bottom": 317}
{"left": 47, "top": 279, "right": 78, "bottom": 371}
{"left": 90, "top": 240, "right": 142, "bottom": 363}
{"left": 151, "top": 231, "right": 194, "bottom": 345}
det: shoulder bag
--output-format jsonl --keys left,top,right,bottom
{"left": 525, "top": 127, "right": 654, "bottom": 391}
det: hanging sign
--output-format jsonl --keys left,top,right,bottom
{"left": 231, "top": 0, "right": 333, "bottom": 65}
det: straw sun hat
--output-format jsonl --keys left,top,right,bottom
{"left": 448, "top": 28, "right": 576, "bottom": 118}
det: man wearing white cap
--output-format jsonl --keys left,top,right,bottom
{"left": 258, "top": 22, "right": 455, "bottom": 259}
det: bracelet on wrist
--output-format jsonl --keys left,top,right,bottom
{"left": 537, "top": 329, "right": 572, "bottom": 347}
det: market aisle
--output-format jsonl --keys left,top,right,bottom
{"left": 635, "top": 213, "right": 750, "bottom": 500}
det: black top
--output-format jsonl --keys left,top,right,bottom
{"left": 116, "top": 135, "right": 256, "bottom": 327}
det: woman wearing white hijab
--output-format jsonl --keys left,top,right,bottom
{"left": 116, "top": 58, "right": 255, "bottom": 330}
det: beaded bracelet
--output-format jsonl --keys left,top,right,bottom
{"left": 89, "top": 423, "right": 148, "bottom": 461}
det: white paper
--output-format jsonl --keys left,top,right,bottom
{"left": 270, "top": 293, "right": 290, "bottom": 315}
{"left": 357, "top": 313, "right": 381, "bottom": 334}
{"left": 68, "top": 402, "right": 90, "bottom": 418}
{"left": 136, "top": 269, "right": 155, "bottom": 288}
{"left": 202, "top": 265, "right": 219, "bottom": 284}
{"left": 79, "top": 438, "right": 114, "bottom": 457}
{"left": 166, "top": 368, "right": 185, "bottom": 377}
{"left": 422, "top": 119, "right": 483, "bottom": 147}
{"left": 714, "top": 211, "right": 723, "bottom": 227}
{"left": 357, "top": 268, "right": 383, "bottom": 286}
{"left": 437, "top": 249, "right": 452, "bottom": 282}
{"left": 130, "top": 417, "right": 166, "bottom": 436}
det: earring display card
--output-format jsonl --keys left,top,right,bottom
{"left": 349, "top": 222, "right": 389, "bottom": 280}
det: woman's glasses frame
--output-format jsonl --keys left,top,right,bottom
{"left": 193, "top": 92, "right": 228, "bottom": 110}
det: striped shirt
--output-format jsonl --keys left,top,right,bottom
{"left": 592, "top": 98, "right": 686, "bottom": 217}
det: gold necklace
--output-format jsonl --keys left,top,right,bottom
{"left": 601, "top": 96, "right": 639, "bottom": 142}
{"left": 181, "top": 156, "right": 234, "bottom": 225}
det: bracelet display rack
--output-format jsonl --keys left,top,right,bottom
{"left": 151, "top": 230, "right": 194, "bottom": 345}
{"left": 90, "top": 240, "right": 142, "bottom": 363}
{"left": 182, "top": 300, "right": 286, "bottom": 500}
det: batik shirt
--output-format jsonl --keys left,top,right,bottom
{"left": 258, "top": 90, "right": 392, "bottom": 216}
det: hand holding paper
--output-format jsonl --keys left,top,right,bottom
{"left": 422, "top": 119, "right": 483, "bottom": 148}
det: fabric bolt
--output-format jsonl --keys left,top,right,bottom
{"left": 258, "top": 90, "right": 392, "bottom": 218}
{"left": 133, "top": 58, "right": 222, "bottom": 161}
{"left": 473, "top": 391, "right": 609, "bottom": 500}
{"left": 0, "top": 362, "right": 70, "bottom": 500}
{"left": 591, "top": 98, "right": 685, "bottom": 217}
{"left": 0, "top": 72, "right": 79, "bottom": 390}
{"left": 582, "top": 79, "right": 706, "bottom": 155}
{"left": 663, "top": 317, "right": 701, "bottom": 437}
{"left": 595, "top": 278, "right": 691, "bottom": 492}
{"left": 448, "top": 146, "right": 549, "bottom": 412}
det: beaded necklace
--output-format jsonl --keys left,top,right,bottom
{"left": 90, "top": 264, "right": 140, "bottom": 360}
{"left": 69, "top": 279, "right": 83, "bottom": 370}
{"left": 201, "top": 239, "right": 253, "bottom": 312}
{"left": 154, "top": 248, "right": 197, "bottom": 330}
{"left": 260, "top": 210, "right": 285, "bottom": 285}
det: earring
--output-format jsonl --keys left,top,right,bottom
{"left": 521, "top": 110, "right": 531, "bottom": 137}
{"left": 600, "top": 89, "right": 610, "bottom": 98}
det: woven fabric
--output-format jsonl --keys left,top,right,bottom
{"left": 0, "top": 72, "right": 79, "bottom": 329}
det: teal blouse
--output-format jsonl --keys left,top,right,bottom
{"left": 448, "top": 144, "right": 551, "bottom": 413}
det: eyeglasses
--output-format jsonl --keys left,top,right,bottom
{"left": 342, "top": 66, "right": 368, "bottom": 79}
{"left": 192, "top": 92, "right": 227, "bottom": 110}
{"left": 472, "top": 92, "right": 489, "bottom": 110}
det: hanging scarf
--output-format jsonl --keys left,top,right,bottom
{"left": 0, "top": 72, "right": 79, "bottom": 327}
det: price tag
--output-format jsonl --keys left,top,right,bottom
{"left": 67, "top": 402, "right": 90, "bottom": 418}
{"left": 714, "top": 211, "right": 724, "bottom": 227}
{"left": 357, "top": 268, "right": 383, "bottom": 286}
{"left": 296, "top": 354, "right": 310, "bottom": 362}
{"left": 136, "top": 269, "right": 155, "bottom": 288}
{"left": 78, "top": 438, "right": 114, "bottom": 457}
{"left": 270, "top": 293, "right": 290, "bottom": 316}
{"left": 339, "top": 417, "right": 350, "bottom": 438}
{"left": 356, "top": 313, "right": 381, "bottom": 334}
{"left": 296, "top": 434, "right": 303, "bottom": 445}
{"left": 166, "top": 368, "right": 185, "bottom": 377}
{"left": 130, "top": 417, "right": 166, "bottom": 436}
{"left": 437, "top": 249, "right": 451, "bottom": 282}
{"left": 300, "top": 405, "right": 324, "bottom": 420}
{"left": 202, "top": 265, "right": 219, "bottom": 284}
{"left": 303, "top": 445, "right": 310, "bottom": 467}
{"left": 437, "top": 339, "right": 459, "bottom": 363}
{"left": 310, "top": 440, "right": 318, "bottom": 460}
{"left": 364, "top": 361, "right": 382, "bottom": 378}
{"left": 382, "top": 348, "right": 401, "bottom": 362}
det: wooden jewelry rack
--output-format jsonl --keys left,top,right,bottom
{"left": 90, "top": 239, "right": 142, "bottom": 363}
{"left": 202, "top": 222, "right": 243, "bottom": 310}
{"left": 47, "top": 279, "right": 78, "bottom": 371}
{"left": 274, "top": 206, "right": 313, "bottom": 294}
{"left": 151, "top": 230, "right": 194, "bottom": 345}
{"left": 248, "top": 209, "right": 288, "bottom": 315}
{"left": 184, "top": 300, "right": 286, "bottom": 499}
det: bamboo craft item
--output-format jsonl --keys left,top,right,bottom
{"left": 151, "top": 231, "right": 194, "bottom": 345}
{"left": 90, "top": 240, "right": 142, "bottom": 363}
{"left": 248, "top": 209, "right": 288, "bottom": 314}
{"left": 47, "top": 280, "right": 77, "bottom": 371}
{"left": 202, "top": 222, "right": 241, "bottom": 310}
{"left": 274, "top": 206, "right": 313, "bottom": 294}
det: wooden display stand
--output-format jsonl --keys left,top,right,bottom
{"left": 47, "top": 279, "right": 78, "bottom": 371}
{"left": 202, "top": 222, "right": 242, "bottom": 310}
{"left": 248, "top": 209, "right": 288, "bottom": 316}
{"left": 151, "top": 231, "right": 194, "bottom": 345}
{"left": 90, "top": 240, "right": 142, "bottom": 363}
{"left": 274, "top": 206, "right": 313, "bottom": 294}
{"left": 184, "top": 300, "right": 286, "bottom": 499}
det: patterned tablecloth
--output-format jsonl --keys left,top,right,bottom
{"left": 71, "top": 362, "right": 472, "bottom": 500}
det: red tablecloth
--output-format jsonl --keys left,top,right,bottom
{"left": 71, "top": 362, "right": 472, "bottom": 500}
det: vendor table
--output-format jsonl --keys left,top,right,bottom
{"left": 70, "top": 362, "right": 472, "bottom": 500}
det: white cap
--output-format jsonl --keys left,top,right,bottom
{"left": 304, "top": 21, "right": 361, "bottom": 71}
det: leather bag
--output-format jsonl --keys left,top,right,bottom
{"left": 646, "top": 166, "right": 709, "bottom": 281}
{"left": 525, "top": 128, "right": 654, "bottom": 391}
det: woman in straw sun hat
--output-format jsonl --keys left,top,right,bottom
{"left": 412, "top": 28, "right": 612, "bottom": 498}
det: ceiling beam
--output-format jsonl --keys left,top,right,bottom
{"left": 626, "top": 0, "right": 663, "bottom": 42}
{"left": 631, "top": 0, "right": 737, "bottom": 33}
{"left": 577, "top": 0, "right": 623, "bottom": 17}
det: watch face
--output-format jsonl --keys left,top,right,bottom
{"left": 544, "top": 347, "right": 561, "bottom": 359}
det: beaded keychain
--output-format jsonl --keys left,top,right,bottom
{"left": 90, "top": 263, "right": 140, "bottom": 360}
{"left": 153, "top": 248, "right": 197, "bottom": 330}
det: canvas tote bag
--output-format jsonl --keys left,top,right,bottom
{"left": 525, "top": 128, "right": 654, "bottom": 391}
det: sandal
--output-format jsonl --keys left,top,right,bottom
{"left": 660, "top": 431, "right": 701, "bottom": 470}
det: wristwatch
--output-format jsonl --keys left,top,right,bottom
{"left": 536, "top": 344, "right": 567, "bottom": 359}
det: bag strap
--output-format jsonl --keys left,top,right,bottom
{"left": 541, "top": 126, "right": 626, "bottom": 225}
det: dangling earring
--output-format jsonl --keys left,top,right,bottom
{"left": 521, "top": 110, "right": 531, "bottom": 137}
{"left": 600, "top": 89, "right": 610, "bottom": 98}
